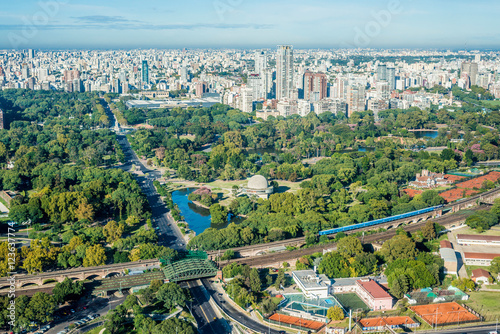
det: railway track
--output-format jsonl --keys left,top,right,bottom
{"left": 223, "top": 205, "right": 488, "bottom": 267}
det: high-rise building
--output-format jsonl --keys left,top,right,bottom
{"left": 180, "top": 66, "right": 189, "bottom": 82}
{"left": 247, "top": 74, "right": 265, "bottom": 100}
{"left": 303, "top": 71, "right": 327, "bottom": 101}
{"left": 376, "top": 81, "right": 390, "bottom": 100}
{"left": 0, "top": 109, "right": 4, "bottom": 130}
{"left": 461, "top": 62, "right": 478, "bottom": 86}
{"left": 346, "top": 85, "right": 366, "bottom": 116}
{"left": 255, "top": 50, "right": 267, "bottom": 76}
{"left": 142, "top": 60, "right": 149, "bottom": 84}
{"left": 21, "top": 63, "right": 29, "bottom": 79}
{"left": 276, "top": 45, "right": 294, "bottom": 100}
{"left": 387, "top": 67, "right": 396, "bottom": 89}
{"left": 28, "top": 49, "right": 35, "bottom": 59}
{"left": 377, "top": 64, "right": 387, "bottom": 81}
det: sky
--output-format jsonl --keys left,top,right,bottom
{"left": 0, "top": 0, "right": 499, "bottom": 50}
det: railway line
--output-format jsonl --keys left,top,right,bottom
{"left": 223, "top": 205, "right": 489, "bottom": 268}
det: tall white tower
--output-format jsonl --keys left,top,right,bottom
{"left": 276, "top": 45, "right": 294, "bottom": 100}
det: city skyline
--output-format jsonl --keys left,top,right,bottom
{"left": 0, "top": 0, "right": 500, "bottom": 50}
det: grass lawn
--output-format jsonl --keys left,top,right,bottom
{"left": 464, "top": 291, "right": 500, "bottom": 315}
{"left": 86, "top": 326, "right": 110, "bottom": 334}
{"left": 453, "top": 225, "right": 500, "bottom": 236}
{"left": 465, "top": 265, "right": 490, "bottom": 277}
{"left": 480, "top": 100, "right": 500, "bottom": 108}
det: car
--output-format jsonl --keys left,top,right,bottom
{"left": 93, "top": 313, "right": 100, "bottom": 318}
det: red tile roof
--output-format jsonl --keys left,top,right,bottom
{"left": 440, "top": 240, "right": 453, "bottom": 249}
{"left": 356, "top": 279, "right": 393, "bottom": 299}
{"left": 457, "top": 234, "right": 500, "bottom": 242}
{"left": 471, "top": 268, "right": 491, "bottom": 278}
{"left": 464, "top": 252, "right": 500, "bottom": 260}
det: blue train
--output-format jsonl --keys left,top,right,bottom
{"left": 318, "top": 205, "right": 444, "bottom": 236}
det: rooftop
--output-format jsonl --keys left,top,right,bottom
{"left": 292, "top": 270, "right": 331, "bottom": 290}
{"left": 457, "top": 234, "right": 500, "bottom": 242}
{"left": 356, "top": 279, "right": 393, "bottom": 300}
{"left": 471, "top": 268, "right": 491, "bottom": 278}
{"left": 440, "top": 240, "right": 453, "bottom": 249}
{"left": 464, "top": 252, "right": 500, "bottom": 260}
{"left": 440, "top": 247, "right": 458, "bottom": 262}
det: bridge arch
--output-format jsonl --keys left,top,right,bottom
{"left": 0, "top": 285, "right": 11, "bottom": 291}
{"left": 103, "top": 272, "right": 121, "bottom": 278}
{"left": 42, "top": 279, "right": 58, "bottom": 285}
{"left": 85, "top": 274, "right": 100, "bottom": 281}
{"left": 20, "top": 282, "right": 39, "bottom": 288}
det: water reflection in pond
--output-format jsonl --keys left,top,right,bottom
{"left": 171, "top": 188, "right": 245, "bottom": 235}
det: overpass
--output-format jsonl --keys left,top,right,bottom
{"left": 0, "top": 252, "right": 219, "bottom": 291}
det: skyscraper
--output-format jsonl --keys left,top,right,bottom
{"left": 255, "top": 50, "right": 267, "bottom": 76}
{"left": 461, "top": 62, "right": 478, "bottom": 86}
{"left": 303, "top": 71, "right": 327, "bottom": 101}
{"left": 346, "top": 85, "right": 366, "bottom": 116}
{"left": 377, "top": 64, "right": 387, "bottom": 81}
{"left": 276, "top": 45, "right": 294, "bottom": 100}
{"left": 387, "top": 67, "right": 396, "bottom": 90}
{"left": 142, "top": 60, "right": 149, "bottom": 84}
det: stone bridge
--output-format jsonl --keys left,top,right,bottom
{"left": 448, "top": 187, "right": 500, "bottom": 212}
{"left": 0, "top": 259, "right": 160, "bottom": 290}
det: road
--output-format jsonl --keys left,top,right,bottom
{"left": 46, "top": 295, "right": 126, "bottom": 334}
{"left": 101, "top": 98, "right": 185, "bottom": 251}
{"left": 202, "top": 279, "right": 283, "bottom": 334}
{"left": 183, "top": 280, "right": 229, "bottom": 334}
{"left": 102, "top": 99, "right": 226, "bottom": 333}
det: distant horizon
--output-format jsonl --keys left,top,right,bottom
{"left": 1, "top": 47, "right": 500, "bottom": 52}
{"left": 1, "top": 0, "right": 499, "bottom": 50}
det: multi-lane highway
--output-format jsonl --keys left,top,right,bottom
{"left": 103, "top": 100, "right": 226, "bottom": 334}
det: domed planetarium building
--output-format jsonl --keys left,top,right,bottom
{"left": 243, "top": 175, "right": 274, "bottom": 199}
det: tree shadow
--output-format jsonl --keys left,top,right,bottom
{"left": 276, "top": 186, "right": 290, "bottom": 193}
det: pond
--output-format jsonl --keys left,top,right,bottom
{"left": 412, "top": 130, "right": 439, "bottom": 139}
{"left": 171, "top": 188, "right": 244, "bottom": 235}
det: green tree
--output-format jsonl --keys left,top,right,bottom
{"left": 490, "top": 257, "right": 500, "bottom": 274}
{"left": 52, "top": 278, "right": 85, "bottom": 304}
{"left": 337, "top": 236, "right": 364, "bottom": 258}
{"left": 380, "top": 234, "right": 417, "bottom": 262}
{"left": 421, "top": 221, "right": 437, "bottom": 240}
{"left": 25, "top": 292, "right": 56, "bottom": 325}
{"left": 83, "top": 244, "right": 107, "bottom": 267}
{"left": 210, "top": 203, "right": 228, "bottom": 225}
{"left": 389, "top": 274, "right": 409, "bottom": 299}
{"left": 327, "top": 305, "right": 345, "bottom": 321}
{"left": 157, "top": 283, "right": 187, "bottom": 311}
{"left": 249, "top": 268, "right": 262, "bottom": 293}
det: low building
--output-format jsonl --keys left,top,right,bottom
{"left": 292, "top": 270, "right": 331, "bottom": 298}
{"left": 409, "top": 169, "right": 452, "bottom": 189}
{"left": 241, "top": 175, "right": 274, "bottom": 200}
{"left": 471, "top": 268, "right": 491, "bottom": 285}
{"left": 464, "top": 252, "right": 500, "bottom": 266}
{"left": 355, "top": 279, "right": 394, "bottom": 311}
{"left": 439, "top": 240, "right": 458, "bottom": 275}
{"left": 359, "top": 316, "right": 419, "bottom": 332}
{"left": 457, "top": 234, "right": 500, "bottom": 246}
